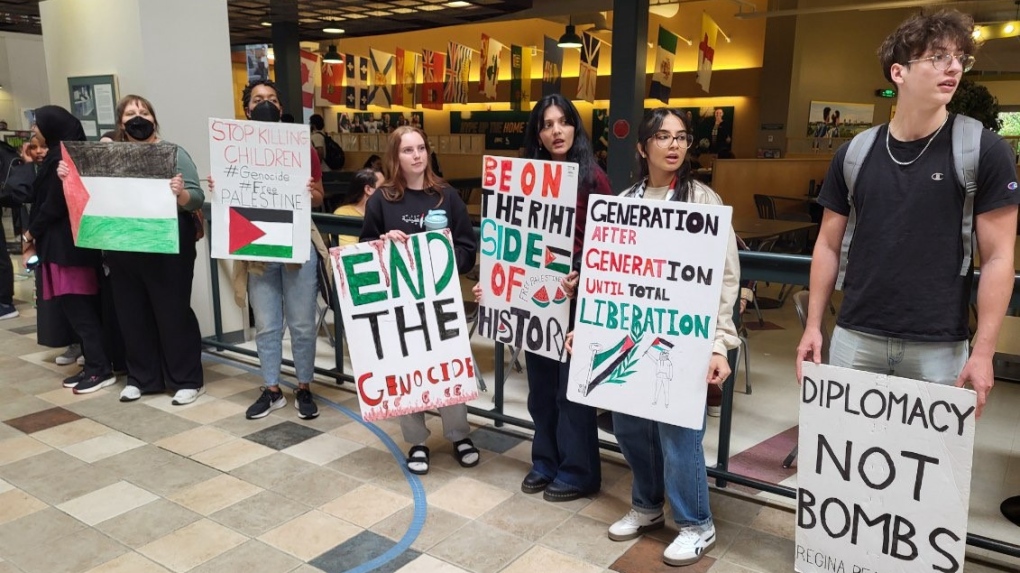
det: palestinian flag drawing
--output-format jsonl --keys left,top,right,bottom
{"left": 581, "top": 334, "right": 638, "bottom": 397}
{"left": 61, "top": 142, "right": 179, "bottom": 254}
{"left": 543, "top": 245, "right": 571, "bottom": 274}
{"left": 228, "top": 207, "right": 293, "bottom": 259}
{"left": 649, "top": 337, "right": 674, "bottom": 353}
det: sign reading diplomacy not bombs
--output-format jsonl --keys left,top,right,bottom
{"left": 209, "top": 118, "right": 311, "bottom": 263}
{"left": 796, "top": 363, "right": 976, "bottom": 573}
{"left": 477, "top": 156, "right": 578, "bottom": 361}
{"left": 567, "top": 195, "right": 732, "bottom": 429}
{"left": 331, "top": 231, "right": 479, "bottom": 422}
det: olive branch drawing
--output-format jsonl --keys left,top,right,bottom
{"left": 603, "top": 334, "right": 642, "bottom": 385}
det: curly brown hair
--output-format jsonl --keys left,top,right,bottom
{"left": 878, "top": 9, "right": 977, "bottom": 83}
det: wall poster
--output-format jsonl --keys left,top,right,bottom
{"left": 67, "top": 75, "right": 118, "bottom": 141}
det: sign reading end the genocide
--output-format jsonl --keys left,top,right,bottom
{"left": 331, "top": 231, "right": 479, "bottom": 422}
{"left": 566, "top": 195, "right": 732, "bottom": 429}
{"left": 796, "top": 362, "right": 977, "bottom": 573}
{"left": 209, "top": 117, "right": 311, "bottom": 263}
{"left": 477, "top": 155, "right": 579, "bottom": 362}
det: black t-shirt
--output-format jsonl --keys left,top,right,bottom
{"left": 818, "top": 114, "right": 1019, "bottom": 341}
{"left": 359, "top": 185, "right": 477, "bottom": 275}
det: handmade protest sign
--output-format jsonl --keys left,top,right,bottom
{"left": 209, "top": 118, "right": 311, "bottom": 263}
{"left": 476, "top": 155, "right": 578, "bottom": 361}
{"left": 566, "top": 195, "right": 732, "bottom": 429}
{"left": 61, "top": 141, "right": 179, "bottom": 254}
{"left": 331, "top": 230, "right": 479, "bottom": 421}
{"left": 796, "top": 362, "right": 976, "bottom": 573}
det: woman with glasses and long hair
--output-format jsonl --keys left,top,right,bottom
{"left": 359, "top": 125, "right": 479, "bottom": 475}
{"left": 591, "top": 107, "right": 739, "bottom": 567}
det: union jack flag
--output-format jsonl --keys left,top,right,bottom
{"left": 444, "top": 42, "right": 472, "bottom": 105}
{"left": 422, "top": 49, "right": 445, "bottom": 110}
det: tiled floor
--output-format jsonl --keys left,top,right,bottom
{"left": 1, "top": 251, "right": 1019, "bottom": 572}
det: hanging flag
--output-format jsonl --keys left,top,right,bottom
{"left": 394, "top": 48, "right": 419, "bottom": 108}
{"left": 479, "top": 34, "right": 504, "bottom": 100}
{"left": 369, "top": 49, "right": 395, "bottom": 108}
{"left": 649, "top": 26, "right": 679, "bottom": 103}
{"left": 697, "top": 13, "right": 719, "bottom": 94}
{"left": 422, "top": 49, "right": 445, "bottom": 110}
{"left": 345, "top": 53, "right": 369, "bottom": 110}
{"left": 542, "top": 36, "right": 562, "bottom": 96}
{"left": 510, "top": 45, "right": 531, "bottom": 111}
{"left": 320, "top": 58, "right": 345, "bottom": 105}
{"left": 300, "top": 50, "right": 318, "bottom": 122}
{"left": 444, "top": 42, "right": 472, "bottom": 105}
{"left": 576, "top": 32, "right": 601, "bottom": 102}
{"left": 61, "top": 142, "right": 180, "bottom": 254}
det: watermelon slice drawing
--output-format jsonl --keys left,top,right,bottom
{"left": 552, "top": 286, "right": 568, "bottom": 304}
{"left": 532, "top": 286, "right": 551, "bottom": 308}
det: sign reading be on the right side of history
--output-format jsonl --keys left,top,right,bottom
{"left": 796, "top": 362, "right": 977, "bottom": 573}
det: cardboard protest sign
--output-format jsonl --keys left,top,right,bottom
{"left": 476, "top": 156, "right": 578, "bottom": 361}
{"left": 331, "top": 231, "right": 479, "bottom": 421}
{"left": 566, "top": 195, "right": 732, "bottom": 429}
{"left": 61, "top": 142, "right": 179, "bottom": 254}
{"left": 796, "top": 362, "right": 977, "bottom": 573}
{"left": 209, "top": 118, "right": 311, "bottom": 263}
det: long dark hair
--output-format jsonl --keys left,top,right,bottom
{"left": 523, "top": 94, "right": 596, "bottom": 188}
{"left": 341, "top": 168, "right": 379, "bottom": 207}
{"left": 636, "top": 107, "right": 695, "bottom": 202}
{"left": 379, "top": 126, "right": 445, "bottom": 204}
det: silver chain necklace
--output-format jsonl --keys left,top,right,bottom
{"left": 885, "top": 113, "right": 949, "bottom": 166}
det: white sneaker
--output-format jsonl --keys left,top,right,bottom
{"left": 76, "top": 355, "right": 85, "bottom": 366}
{"left": 608, "top": 509, "right": 665, "bottom": 541}
{"left": 707, "top": 405, "right": 721, "bottom": 418}
{"left": 663, "top": 525, "right": 716, "bottom": 567}
{"left": 120, "top": 385, "right": 141, "bottom": 402}
{"left": 55, "top": 344, "right": 82, "bottom": 366}
{"left": 172, "top": 387, "right": 205, "bottom": 405}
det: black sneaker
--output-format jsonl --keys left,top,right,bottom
{"left": 294, "top": 387, "right": 319, "bottom": 420}
{"left": 62, "top": 370, "right": 86, "bottom": 388}
{"left": 0, "top": 302, "right": 18, "bottom": 320}
{"left": 73, "top": 373, "right": 117, "bottom": 395}
{"left": 246, "top": 387, "right": 286, "bottom": 419}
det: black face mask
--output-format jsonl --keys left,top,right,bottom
{"left": 124, "top": 116, "right": 155, "bottom": 141}
{"left": 250, "top": 101, "right": 281, "bottom": 122}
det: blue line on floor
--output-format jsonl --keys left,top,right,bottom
{"left": 202, "top": 353, "right": 426, "bottom": 573}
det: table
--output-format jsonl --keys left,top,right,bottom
{"left": 732, "top": 218, "right": 817, "bottom": 242}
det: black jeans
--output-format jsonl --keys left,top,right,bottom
{"left": 59, "top": 293, "right": 109, "bottom": 377}
{"left": 0, "top": 229, "right": 13, "bottom": 306}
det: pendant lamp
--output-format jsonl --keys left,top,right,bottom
{"left": 323, "top": 44, "right": 342, "bottom": 64}
{"left": 557, "top": 24, "right": 583, "bottom": 48}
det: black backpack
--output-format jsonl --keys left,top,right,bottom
{"left": 322, "top": 133, "right": 345, "bottom": 170}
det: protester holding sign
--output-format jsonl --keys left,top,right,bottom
{"left": 225, "top": 80, "right": 327, "bottom": 421}
{"left": 58, "top": 95, "right": 205, "bottom": 403}
{"left": 512, "top": 94, "right": 610, "bottom": 502}
{"left": 23, "top": 106, "right": 113, "bottom": 394}
{"left": 359, "top": 125, "right": 479, "bottom": 475}
{"left": 598, "top": 108, "right": 739, "bottom": 567}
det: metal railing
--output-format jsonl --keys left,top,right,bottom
{"left": 202, "top": 209, "right": 1020, "bottom": 560}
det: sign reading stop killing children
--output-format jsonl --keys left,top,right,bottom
{"left": 477, "top": 156, "right": 579, "bottom": 361}
{"left": 566, "top": 195, "right": 732, "bottom": 430}
{"left": 796, "top": 363, "right": 977, "bottom": 573}
{"left": 208, "top": 118, "right": 311, "bottom": 263}
{"left": 331, "top": 231, "right": 479, "bottom": 422}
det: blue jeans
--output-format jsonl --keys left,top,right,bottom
{"left": 829, "top": 326, "right": 969, "bottom": 384}
{"left": 526, "top": 352, "right": 601, "bottom": 491}
{"left": 613, "top": 412, "right": 713, "bottom": 528}
{"left": 247, "top": 243, "right": 319, "bottom": 386}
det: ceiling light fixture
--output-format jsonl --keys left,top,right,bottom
{"left": 447, "top": 1, "right": 472, "bottom": 7}
{"left": 323, "top": 44, "right": 343, "bottom": 64}
{"left": 323, "top": 26, "right": 345, "bottom": 34}
{"left": 558, "top": 22, "right": 583, "bottom": 48}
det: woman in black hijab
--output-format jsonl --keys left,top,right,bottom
{"left": 22, "top": 105, "right": 114, "bottom": 394}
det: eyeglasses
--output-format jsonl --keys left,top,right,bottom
{"left": 906, "top": 53, "right": 975, "bottom": 73}
{"left": 650, "top": 131, "right": 694, "bottom": 149}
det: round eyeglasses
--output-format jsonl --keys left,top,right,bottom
{"left": 651, "top": 131, "right": 694, "bottom": 149}
{"left": 906, "top": 53, "right": 975, "bottom": 73}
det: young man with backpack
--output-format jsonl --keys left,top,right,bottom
{"left": 309, "top": 113, "right": 344, "bottom": 172}
{"left": 796, "top": 9, "right": 1018, "bottom": 419}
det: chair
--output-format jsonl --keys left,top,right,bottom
{"left": 783, "top": 290, "right": 831, "bottom": 468}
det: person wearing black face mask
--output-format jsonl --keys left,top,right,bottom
{"left": 58, "top": 95, "right": 206, "bottom": 405}
{"left": 222, "top": 79, "right": 327, "bottom": 422}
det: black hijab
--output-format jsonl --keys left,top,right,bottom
{"left": 34, "top": 105, "right": 86, "bottom": 164}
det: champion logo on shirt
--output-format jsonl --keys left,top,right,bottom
{"left": 931, "top": 172, "right": 945, "bottom": 181}
{"left": 1008, "top": 181, "right": 1018, "bottom": 191}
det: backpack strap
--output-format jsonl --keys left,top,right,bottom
{"left": 835, "top": 124, "right": 883, "bottom": 290}
{"left": 952, "top": 115, "right": 982, "bottom": 276}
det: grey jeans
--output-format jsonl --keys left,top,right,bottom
{"left": 829, "top": 326, "right": 969, "bottom": 385}
{"left": 399, "top": 403, "right": 471, "bottom": 445}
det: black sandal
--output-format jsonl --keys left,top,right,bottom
{"left": 453, "top": 438, "right": 480, "bottom": 468}
{"left": 406, "top": 445, "right": 430, "bottom": 475}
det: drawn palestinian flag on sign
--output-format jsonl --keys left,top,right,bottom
{"left": 544, "top": 245, "right": 571, "bottom": 274}
{"left": 582, "top": 334, "right": 638, "bottom": 396}
{"left": 61, "top": 142, "right": 179, "bottom": 254}
{"left": 228, "top": 207, "right": 294, "bottom": 259}
{"left": 649, "top": 337, "right": 675, "bottom": 353}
